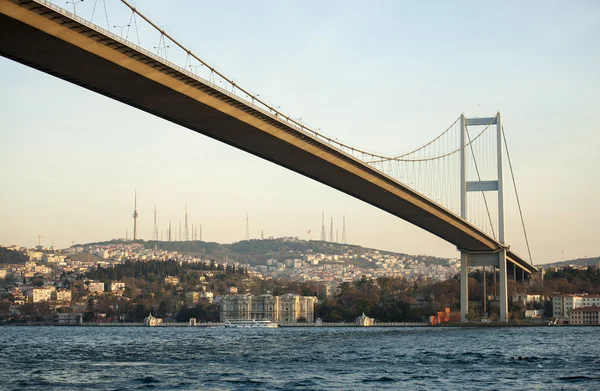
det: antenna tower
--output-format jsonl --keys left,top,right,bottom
{"left": 320, "top": 213, "right": 326, "bottom": 241}
{"left": 245, "top": 213, "right": 250, "bottom": 240}
{"left": 152, "top": 205, "right": 158, "bottom": 241}
{"left": 329, "top": 217, "right": 334, "bottom": 242}
{"left": 184, "top": 204, "right": 189, "bottom": 241}
{"left": 199, "top": 223, "right": 202, "bottom": 241}
{"left": 341, "top": 214, "right": 347, "bottom": 244}
{"left": 132, "top": 189, "right": 139, "bottom": 240}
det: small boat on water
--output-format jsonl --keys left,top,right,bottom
{"left": 224, "top": 319, "right": 278, "bottom": 328}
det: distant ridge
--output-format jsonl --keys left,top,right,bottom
{"left": 540, "top": 256, "right": 600, "bottom": 268}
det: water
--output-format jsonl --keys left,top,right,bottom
{"left": 1, "top": 326, "right": 599, "bottom": 390}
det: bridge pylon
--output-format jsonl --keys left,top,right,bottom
{"left": 459, "top": 113, "right": 508, "bottom": 323}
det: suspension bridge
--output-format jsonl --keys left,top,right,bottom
{"left": 0, "top": 0, "right": 536, "bottom": 322}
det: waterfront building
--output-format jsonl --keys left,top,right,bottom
{"left": 57, "top": 313, "right": 83, "bottom": 325}
{"left": 582, "top": 295, "right": 600, "bottom": 307}
{"left": 356, "top": 312, "right": 374, "bottom": 326}
{"left": 144, "top": 313, "right": 162, "bottom": 326}
{"left": 220, "top": 293, "right": 317, "bottom": 323}
{"left": 552, "top": 294, "right": 600, "bottom": 319}
{"left": 569, "top": 306, "right": 600, "bottom": 325}
{"left": 525, "top": 309, "right": 544, "bottom": 318}
{"left": 510, "top": 294, "right": 544, "bottom": 306}
{"left": 552, "top": 295, "right": 583, "bottom": 319}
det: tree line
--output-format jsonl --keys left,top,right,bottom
{"left": 0, "top": 247, "right": 29, "bottom": 264}
{"left": 86, "top": 259, "right": 247, "bottom": 282}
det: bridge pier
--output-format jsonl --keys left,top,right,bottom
{"left": 460, "top": 250, "right": 508, "bottom": 322}
{"left": 499, "top": 249, "right": 508, "bottom": 322}
{"left": 460, "top": 252, "right": 469, "bottom": 322}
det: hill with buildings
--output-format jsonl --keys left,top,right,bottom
{"left": 83, "top": 238, "right": 452, "bottom": 268}
{"left": 540, "top": 256, "right": 600, "bottom": 269}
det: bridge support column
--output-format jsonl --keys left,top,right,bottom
{"left": 483, "top": 266, "right": 487, "bottom": 315}
{"left": 460, "top": 251, "right": 469, "bottom": 322}
{"left": 499, "top": 249, "right": 508, "bottom": 322}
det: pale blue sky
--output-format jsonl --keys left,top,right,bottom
{"left": 1, "top": 0, "right": 599, "bottom": 263}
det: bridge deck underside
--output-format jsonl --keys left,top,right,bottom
{"left": 0, "top": 6, "right": 536, "bottom": 275}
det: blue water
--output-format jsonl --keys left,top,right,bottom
{"left": 0, "top": 326, "right": 599, "bottom": 390}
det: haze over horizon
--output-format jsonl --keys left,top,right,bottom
{"left": 1, "top": 0, "right": 599, "bottom": 265}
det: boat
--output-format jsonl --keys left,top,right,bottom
{"left": 224, "top": 319, "right": 278, "bottom": 328}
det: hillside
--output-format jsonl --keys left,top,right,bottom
{"left": 540, "top": 256, "right": 600, "bottom": 269}
{"left": 82, "top": 238, "right": 451, "bottom": 267}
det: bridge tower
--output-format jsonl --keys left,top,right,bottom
{"left": 459, "top": 113, "right": 508, "bottom": 322}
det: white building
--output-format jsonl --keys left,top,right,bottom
{"left": 30, "top": 286, "right": 55, "bottom": 303}
{"left": 108, "top": 282, "right": 126, "bottom": 294}
{"left": 87, "top": 281, "right": 105, "bottom": 294}
{"left": 582, "top": 295, "right": 600, "bottom": 307}
{"left": 510, "top": 294, "right": 543, "bottom": 306}
{"left": 552, "top": 294, "right": 600, "bottom": 319}
{"left": 552, "top": 295, "right": 583, "bottom": 319}
{"left": 164, "top": 275, "right": 179, "bottom": 286}
{"left": 58, "top": 313, "right": 83, "bottom": 325}
{"left": 220, "top": 293, "right": 317, "bottom": 323}
{"left": 54, "top": 288, "right": 72, "bottom": 302}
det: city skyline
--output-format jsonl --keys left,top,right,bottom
{"left": 1, "top": 0, "right": 599, "bottom": 264}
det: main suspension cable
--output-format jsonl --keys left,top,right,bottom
{"left": 502, "top": 126, "right": 533, "bottom": 265}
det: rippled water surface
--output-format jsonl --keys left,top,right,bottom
{"left": 1, "top": 326, "right": 599, "bottom": 390}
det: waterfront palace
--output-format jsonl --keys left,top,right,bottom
{"left": 220, "top": 293, "right": 317, "bottom": 323}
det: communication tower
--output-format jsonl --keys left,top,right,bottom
{"left": 245, "top": 213, "right": 250, "bottom": 240}
{"left": 152, "top": 205, "right": 158, "bottom": 241}
{"left": 341, "top": 214, "right": 347, "bottom": 244}
{"left": 184, "top": 204, "right": 189, "bottom": 241}
{"left": 329, "top": 217, "right": 334, "bottom": 242}
{"left": 132, "top": 189, "right": 139, "bottom": 240}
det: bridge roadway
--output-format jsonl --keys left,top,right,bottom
{"left": 0, "top": 0, "right": 536, "bottom": 274}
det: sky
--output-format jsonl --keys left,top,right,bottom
{"left": 1, "top": 0, "right": 599, "bottom": 264}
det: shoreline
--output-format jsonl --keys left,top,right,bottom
{"left": 0, "top": 321, "right": 568, "bottom": 328}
